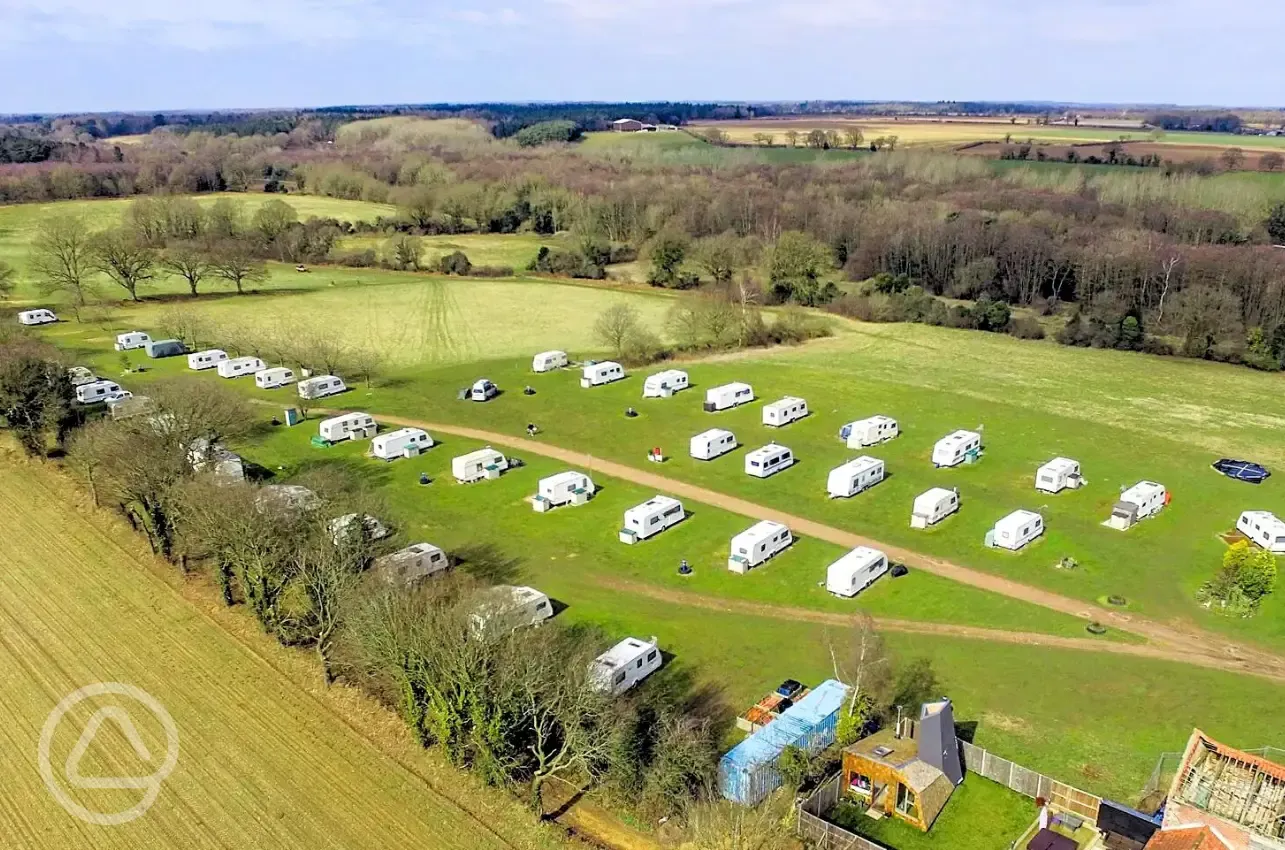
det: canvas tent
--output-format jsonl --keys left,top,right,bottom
{"left": 1213, "top": 458, "right": 1270, "bottom": 484}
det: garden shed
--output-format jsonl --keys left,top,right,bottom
{"left": 719, "top": 679, "right": 849, "bottom": 806}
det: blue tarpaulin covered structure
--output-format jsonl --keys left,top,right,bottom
{"left": 719, "top": 679, "right": 849, "bottom": 806}
{"left": 1212, "top": 458, "right": 1270, "bottom": 484}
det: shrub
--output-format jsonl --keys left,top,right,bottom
{"left": 468, "top": 265, "right": 514, "bottom": 278}
{"left": 1007, "top": 316, "right": 1046, "bottom": 340}
{"left": 437, "top": 251, "right": 472, "bottom": 276}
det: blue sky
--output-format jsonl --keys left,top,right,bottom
{"left": 1, "top": 0, "right": 1280, "bottom": 112}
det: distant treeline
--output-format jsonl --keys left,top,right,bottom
{"left": 1146, "top": 112, "right": 1244, "bottom": 133}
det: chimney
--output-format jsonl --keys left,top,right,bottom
{"left": 917, "top": 698, "right": 964, "bottom": 785}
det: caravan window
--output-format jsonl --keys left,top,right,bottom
{"left": 614, "top": 671, "right": 626, "bottom": 685}
{"left": 662, "top": 505, "right": 681, "bottom": 519}
{"left": 646, "top": 650, "right": 658, "bottom": 662}
{"left": 750, "top": 460, "right": 761, "bottom": 468}
{"left": 536, "top": 601, "right": 549, "bottom": 612}
{"left": 650, "top": 516, "right": 661, "bottom": 525}
{"left": 635, "top": 658, "right": 644, "bottom": 669}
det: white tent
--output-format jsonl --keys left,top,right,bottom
{"left": 826, "top": 456, "right": 885, "bottom": 499}
{"left": 989, "top": 510, "right": 1044, "bottom": 550}
{"left": 643, "top": 369, "right": 689, "bottom": 398}
{"left": 911, "top": 487, "right": 959, "bottom": 528}
{"left": 932, "top": 430, "right": 982, "bottom": 468}
{"left": 744, "top": 444, "right": 795, "bottom": 478}
{"left": 840, "top": 415, "right": 899, "bottom": 448}
{"left": 371, "top": 427, "right": 433, "bottom": 460}
{"left": 703, "top": 382, "right": 754, "bottom": 412}
{"left": 690, "top": 428, "right": 736, "bottom": 460}
{"left": 532, "top": 350, "right": 568, "bottom": 372}
{"left": 620, "top": 496, "right": 685, "bottom": 544}
{"left": 534, "top": 471, "right": 596, "bottom": 511}
{"left": 1036, "top": 457, "right": 1082, "bottom": 494}
{"left": 762, "top": 397, "right": 808, "bottom": 427}
{"left": 1237, "top": 511, "right": 1285, "bottom": 554}
{"left": 452, "top": 447, "right": 508, "bottom": 483}
{"left": 1107, "top": 481, "right": 1167, "bottom": 530}
{"left": 826, "top": 547, "right": 889, "bottom": 598}
{"left": 727, "top": 521, "right": 792, "bottom": 573}
{"left": 581, "top": 361, "right": 625, "bottom": 388}
{"left": 590, "top": 638, "right": 662, "bottom": 695}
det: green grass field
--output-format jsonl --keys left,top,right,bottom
{"left": 334, "top": 232, "right": 569, "bottom": 270}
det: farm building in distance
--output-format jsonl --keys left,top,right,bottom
{"left": 1155, "top": 729, "right": 1285, "bottom": 848}
{"left": 612, "top": 118, "right": 645, "bottom": 132}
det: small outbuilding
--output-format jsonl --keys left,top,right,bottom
{"left": 18, "top": 308, "right": 58, "bottom": 326}
{"left": 1236, "top": 510, "right": 1285, "bottom": 554}
{"left": 826, "top": 547, "right": 889, "bottom": 597}
{"left": 827, "top": 456, "right": 885, "bottom": 499}
{"left": 1107, "top": 481, "right": 1167, "bottom": 530}
{"left": 469, "top": 378, "right": 499, "bottom": 402}
{"left": 217, "top": 356, "right": 265, "bottom": 379}
{"left": 690, "top": 428, "right": 737, "bottom": 460}
{"left": 533, "top": 471, "right": 595, "bottom": 512}
{"left": 643, "top": 369, "right": 689, "bottom": 398}
{"left": 728, "top": 520, "right": 792, "bottom": 573}
{"left": 932, "top": 430, "right": 982, "bottom": 468}
{"left": 318, "top": 412, "right": 377, "bottom": 443}
{"left": 145, "top": 339, "right": 186, "bottom": 359}
{"left": 187, "top": 349, "right": 228, "bottom": 371}
{"left": 744, "top": 443, "right": 795, "bottom": 478}
{"left": 620, "top": 495, "right": 685, "bottom": 544}
{"left": 989, "top": 509, "right": 1044, "bottom": 550}
{"left": 911, "top": 488, "right": 959, "bottom": 528}
{"left": 471, "top": 585, "right": 553, "bottom": 635}
{"left": 762, "top": 397, "right": 808, "bottom": 428}
{"left": 704, "top": 382, "right": 754, "bottom": 412}
{"left": 297, "top": 375, "right": 347, "bottom": 400}
{"left": 531, "top": 350, "right": 568, "bottom": 372}
{"left": 75, "top": 380, "right": 122, "bottom": 404}
{"left": 254, "top": 367, "right": 295, "bottom": 389}
{"left": 371, "top": 427, "right": 433, "bottom": 460}
{"left": 374, "top": 543, "right": 449, "bottom": 586}
{"left": 840, "top": 415, "right": 899, "bottom": 449}
{"left": 452, "top": 447, "right": 508, "bottom": 483}
{"left": 1035, "top": 457, "right": 1083, "bottom": 494}
{"left": 114, "top": 331, "right": 151, "bottom": 351}
{"left": 581, "top": 360, "right": 625, "bottom": 388}
{"left": 590, "top": 637, "right": 662, "bottom": 695}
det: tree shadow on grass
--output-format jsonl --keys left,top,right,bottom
{"left": 453, "top": 540, "right": 524, "bottom": 585}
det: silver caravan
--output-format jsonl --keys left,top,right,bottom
{"left": 826, "top": 547, "right": 889, "bottom": 598}
{"left": 619, "top": 496, "right": 685, "bottom": 544}
{"left": 114, "top": 331, "right": 151, "bottom": 351}
{"left": 911, "top": 487, "right": 960, "bottom": 528}
{"left": 826, "top": 456, "right": 885, "bottom": 499}
{"left": 1036, "top": 457, "right": 1083, "bottom": 494}
{"left": 371, "top": 427, "right": 433, "bottom": 460}
{"left": 471, "top": 585, "right": 553, "bottom": 635}
{"left": 217, "top": 356, "right": 265, "bottom": 378}
{"left": 989, "top": 509, "right": 1044, "bottom": 550}
{"left": 532, "top": 350, "right": 569, "bottom": 373}
{"left": 590, "top": 637, "right": 662, "bottom": 695}
{"left": 703, "top": 382, "right": 754, "bottom": 412}
{"left": 762, "top": 396, "right": 808, "bottom": 428}
{"left": 643, "top": 369, "right": 689, "bottom": 399}
{"left": 533, "top": 471, "right": 596, "bottom": 512}
{"left": 66, "top": 366, "right": 95, "bottom": 387}
{"left": 318, "top": 412, "right": 377, "bottom": 443}
{"left": 452, "top": 447, "right": 508, "bottom": 483}
{"left": 187, "top": 349, "right": 228, "bottom": 371}
{"left": 374, "top": 543, "right": 450, "bottom": 586}
{"left": 581, "top": 361, "right": 625, "bottom": 388}
{"left": 727, "top": 520, "right": 793, "bottom": 573}
{"left": 744, "top": 443, "right": 795, "bottom": 479}
{"left": 690, "top": 428, "right": 737, "bottom": 461}
{"left": 840, "top": 415, "right": 899, "bottom": 449}
{"left": 932, "top": 430, "right": 982, "bottom": 468}
{"left": 298, "top": 375, "right": 347, "bottom": 400}
{"left": 254, "top": 367, "right": 295, "bottom": 389}
{"left": 17, "top": 309, "right": 57, "bottom": 326}
{"left": 75, "top": 380, "right": 123, "bottom": 404}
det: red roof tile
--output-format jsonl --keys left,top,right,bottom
{"left": 1144, "top": 826, "right": 1226, "bottom": 850}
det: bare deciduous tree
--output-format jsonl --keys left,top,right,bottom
{"left": 160, "top": 241, "right": 211, "bottom": 296}
{"left": 29, "top": 214, "right": 97, "bottom": 320}
{"left": 90, "top": 227, "right": 157, "bottom": 301}
{"left": 208, "top": 241, "right": 267, "bottom": 294}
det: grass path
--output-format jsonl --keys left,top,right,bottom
{"left": 349, "top": 410, "right": 1285, "bottom": 684}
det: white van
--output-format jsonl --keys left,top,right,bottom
{"left": 18, "top": 309, "right": 57, "bottom": 326}
{"left": 472, "top": 585, "right": 553, "bottom": 635}
{"left": 581, "top": 361, "right": 625, "bottom": 388}
{"left": 762, "top": 397, "right": 808, "bottom": 428}
{"left": 727, "top": 521, "right": 793, "bottom": 573}
{"left": 690, "top": 428, "right": 737, "bottom": 461}
{"left": 298, "top": 375, "right": 347, "bottom": 400}
{"left": 826, "top": 547, "right": 890, "bottom": 598}
{"left": 254, "top": 367, "right": 295, "bottom": 389}
{"left": 452, "top": 448, "right": 508, "bottom": 483}
{"left": 619, "top": 496, "right": 685, "bottom": 544}
{"left": 534, "top": 471, "right": 596, "bottom": 512}
{"left": 932, "top": 430, "right": 982, "bottom": 468}
{"left": 744, "top": 444, "right": 795, "bottom": 479}
{"left": 469, "top": 378, "right": 499, "bottom": 402}
{"left": 532, "top": 350, "right": 568, "bottom": 372}
{"left": 217, "top": 356, "right": 265, "bottom": 378}
{"left": 590, "top": 638, "right": 662, "bottom": 695}
{"left": 643, "top": 369, "right": 689, "bottom": 399}
{"left": 318, "top": 412, "right": 377, "bottom": 443}
{"left": 840, "top": 415, "right": 899, "bottom": 448}
{"left": 911, "top": 488, "right": 960, "bottom": 528}
{"left": 75, "top": 380, "right": 122, "bottom": 404}
{"left": 371, "top": 427, "right": 433, "bottom": 460}
{"left": 375, "top": 543, "right": 450, "bottom": 585}
{"left": 703, "top": 382, "right": 754, "bottom": 412}
{"left": 114, "top": 331, "right": 151, "bottom": 351}
{"left": 827, "top": 456, "right": 885, "bottom": 499}
{"left": 187, "top": 349, "right": 228, "bottom": 371}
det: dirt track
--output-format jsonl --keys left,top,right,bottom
{"left": 339, "top": 412, "right": 1285, "bottom": 684}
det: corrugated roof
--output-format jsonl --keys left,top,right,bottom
{"left": 722, "top": 679, "right": 849, "bottom": 771}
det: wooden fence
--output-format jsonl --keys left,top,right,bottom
{"left": 797, "top": 775, "right": 885, "bottom": 850}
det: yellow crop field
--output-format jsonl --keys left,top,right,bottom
{"left": 0, "top": 457, "right": 565, "bottom": 850}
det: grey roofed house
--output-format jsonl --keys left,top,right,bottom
{"left": 918, "top": 698, "right": 964, "bottom": 786}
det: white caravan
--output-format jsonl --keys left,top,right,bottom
{"left": 690, "top": 428, "right": 737, "bottom": 461}
{"left": 1036, "top": 457, "right": 1083, "bottom": 494}
{"left": 254, "top": 367, "right": 295, "bottom": 389}
{"left": 643, "top": 369, "right": 689, "bottom": 399}
{"left": 744, "top": 444, "right": 795, "bottom": 479}
{"left": 114, "top": 331, "right": 151, "bottom": 351}
{"left": 318, "top": 412, "right": 377, "bottom": 443}
{"left": 840, "top": 415, "right": 899, "bottom": 448}
{"left": 1237, "top": 511, "right": 1285, "bottom": 554}
{"left": 990, "top": 510, "right": 1044, "bottom": 550}
{"left": 371, "top": 427, "right": 433, "bottom": 460}
{"left": 827, "top": 456, "right": 886, "bottom": 499}
{"left": 533, "top": 471, "right": 596, "bottom": 512}
{"left": 374, "top": 543, "right": 450, "bottom": 585}
{"left": 727, "top": 520, "right": 793, "bottom": 574}
{"left": 911, "top": 488, "right": 960, "bottom": 528}
{"left": 826, "top": 547, "right": 890, "bottom": 598}
{"left": 932, "top": 430, "right": 983, "bottom": 468}
{"left": 762, "top": 397, "right": 808, "bottom": 428}
{"left": 703, "top": 382, "right": 754, "bottom": 412}
{"left": 590, "top": 638, "right": 662, "bottom": 695}
{"left": 452, "top": 447, "right": 508, "bottom": 483}
{"left": 17, "top": 309, "right": 57, "bottom": 326}
{"left": 75, "top": 380, "right": 122, "bottom": 404}
{"left": 217, "top": 356, "right": 265, "bottom": 378}
{"left": 619, "top": 496, "right": 685, "bottom": 544}
{"left": 329, "top": 513, "right": 391, "bottom": 545}
{"left": 469, "top": 378, "right": 499, "bottom": 402}
{"left": 532, "top": 350, "right": 568, "bottom": 372}
{"left": 581, "top": 361, "right": 625, "bottom": 388}
{"left": 187, "top": 349, "right": 228, "bottom": 371}
{"left": 298, "top": 375, "right": 347, "bottom": 400}
{"left": 472, "top": 585, "right": 553, "bottom": 635}
{"left": 1107, "top": 481, "right": 1167, "bottom": 530}
{"left": 66, "top": 366, "right": 95, "bottom": 386}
